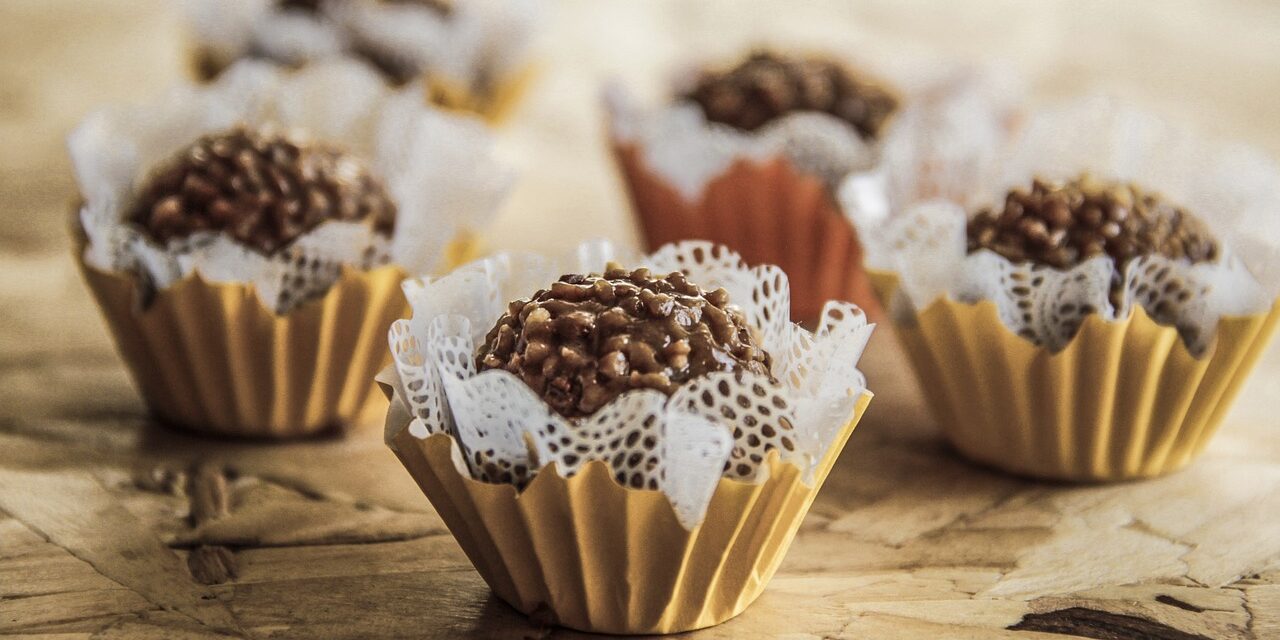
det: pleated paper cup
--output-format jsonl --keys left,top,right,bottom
{"left": 613, "top": 142, "right": 880, "bottom": 324}
{"left": 76, "top": 230, "right": 481, "bottom": 439}
{"left": 876, "top": 271, "right": 1280, "bottom": 481}
{"left": 386, "top": 389, "right": 871, "bottom": 635}
{"left": 78, "top": 256, "right": 405, "bottom": 439}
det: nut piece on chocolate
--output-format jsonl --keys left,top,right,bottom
{"left": 967, "top": 174, "right": 1219, "bottom": 269}
{"left": 682, "top": 49, "right": 899, "bottom": 140}
{"left": 476, "top": 265, "right": 773, "bottom": 419}
{"left": 130, "top": 126, "right": 397, "bottom": 255}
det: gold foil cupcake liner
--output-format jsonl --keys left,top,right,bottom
{"left": 877, "top": 271, "right": 1280, "bottom": 481}
{"left": 79, "top": 256, "right": 406, "bottom": 439}
{"left": 76, "top": 232, "right": 482, "bottom": 439}
{"left": 613, "top": 143, "right": 880, "bottom": 324}
{"left": 439, "top": 227, "right": 485, "bottom": 268}
{"left": 386, "top": 390, "right": 871, "bottom": 634}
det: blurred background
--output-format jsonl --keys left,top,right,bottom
{"left": 2, "top": 0, "right": 1279, "bottom": 420}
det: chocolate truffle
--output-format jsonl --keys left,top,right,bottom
{"left": 682, "top": 50, "right": 899, "bottom": 139}
{"left": 967, "top": 175, "right": 1219, "bottom": 270}
{"left": 476, "top": 264, "right": 773, "bottom": 419}
{"left": 130, "top": 126, "right": 397, "bottom": 255}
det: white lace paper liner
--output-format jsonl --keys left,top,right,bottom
{"left": 842, "top": 67, "right": 1021, "bottom": 218}
{"left": 606, "top": 84, "right": 875, "bottom": 201}
{"left": 605, "top": 65, "right": 1020, "bottom": 203}
{"left": 179, "top": 0, "right": 539, "bottom": 93}
{"left": 385, "top": 241, "right": 874, "bottom": 529}
{"left": 843, "top": 96, "right": 1279, "bottom": 355}
{"left": 69, "top": 60, "right": 513, "bottom": 313}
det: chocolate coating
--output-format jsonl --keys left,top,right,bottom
{"left": 129, "top": 126, "right": 397, "bottom": 255}
{"left": 476, "top": 264, "right": 773, "bottom": 419}
{"left": 683, "top": 49, "right": 899, "bottom": 139}
{"left": 967, "top": 175, "right": 1219, "bottom": 269}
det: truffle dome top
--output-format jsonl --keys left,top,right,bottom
{"left": 476, "top": 263, "right": 773, "bottom": 419}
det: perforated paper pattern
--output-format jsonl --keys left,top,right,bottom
{"left": 69, "top": 60, "right": 512, "bottom": 314}
{"left": 844, "top": 97, "right": 1277, "bottom": 355}
{"left": 607, "top": 66, "right": 1018, "bottom": 204}
{"left": 607, "top": 87, "right": 875, "bottom": 201}
{"left": 387, "top": 241, "right": 873, "bottom": 528}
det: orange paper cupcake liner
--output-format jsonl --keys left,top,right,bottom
{"left": 876, "top": 270, "right": 1280, "bottom": 481}
{"left": 385, "top": 389, "right": 871, "bottom": 634}
{"left": 75, "top": 232, "right": 481, "bottom": 439}
{"left": 613, "top": 143, "right": 880, "bottom": 324}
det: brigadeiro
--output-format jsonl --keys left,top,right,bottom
{"left": 966, "top": 175, "right": 1218, "bottom": 272}
{"left": 608, "top": 47, "right": 1017, "bottom": 323}
{"left": 181, "top": 0, "right": 541, "bottom": 123}
{"left": 683, "top": 50, "right": 899, "bottom": 140}
{"left": 475, "top": 265, "right": 772, "bottom": 419}
{"left": 130, "top": 126, "right": 397, "bottom": 256}
{"left": 382, "top": 241, "right": 874, "bottom": 633}
{"left": 844, "top": 96, "right": 1280, "bottom": 481}
{"left": 70, "top": 60, "right": 512, "bottom": 438}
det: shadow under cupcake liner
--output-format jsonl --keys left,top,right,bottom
{"left": 874, "top": 270, "right": 1280, "bottom": 481}
{"left": 386, "top": 391, "right": 872, "bottom": 635}
{"left": 613, "top": 142, "right": 880, "bottom": 324}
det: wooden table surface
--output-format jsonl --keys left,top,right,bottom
{"left": 2, "top": 1, "right": 1279, "bottom": 638}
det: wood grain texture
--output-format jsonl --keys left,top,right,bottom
{"left": 2, "top": 0, "right": 1279, "bottom": 638}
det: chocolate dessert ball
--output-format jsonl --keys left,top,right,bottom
{"left": 683, "top": 49, "right": 899, "bottom": 139}
{"left": 130, "top": 126, "right": 397, "bottom": 254}
{"left": 476, "top": 264, "right": 773, "bottom": 418}
{"left": 967, "top": 174, "right": 1218, "bottom": 270}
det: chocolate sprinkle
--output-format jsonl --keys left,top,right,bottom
{"left": 476, "top": 264, "right": 773, "bottom": 419}
{"left": 129, "top": 126, "right": 397, "bottom": 255}
{"left": 682, "top": 49, "right": 899, "bottom": 139}
{"left": 967, "top": 174, "right": 1219, "bottom": 270}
